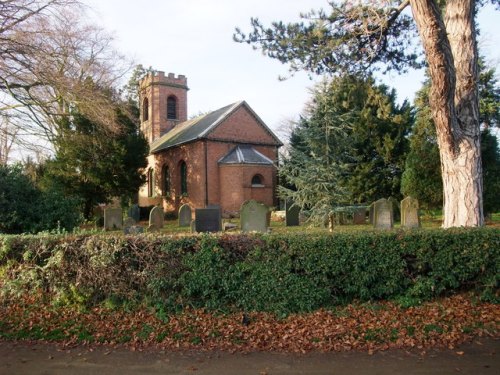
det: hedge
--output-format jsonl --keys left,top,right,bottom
{"left": 0, "top": 229, "right": 498, "bottom": 315}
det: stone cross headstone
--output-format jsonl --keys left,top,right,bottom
{"left": 128, "top": 204, "right": 140, "bottom": 223}
{"left": 353, "top": 207, "right": 367, "bottom": 225}
{"left": 401, "top": 196, "right": 421, "bottom": 228}
{"left": 195, "top": 206, "right": 222, "bottom": 232}
{"left": 285, "top": 200, "right": 300, "bottom": 226}
{"left": 178, "top": 204, "right": 192, "bottom": 227}
{"left": 373, "top": 198, "right": 393, "bottom": 229}
{"left": 240, "top": 200, "right": 269, "bottom": 233}
{"left": 104, "top": 208, "right": 123, "bottom": 230}
{"left": 149, "top": 206, "right": 164, "bottom": 231}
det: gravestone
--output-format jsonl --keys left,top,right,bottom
{"left": 195, "top": 206, "right": 221, "bottom": 232}
{"left": 104, "top": 208, "right": 123, "bottom": 230}
{"left": 123, "top": 217, "right": 135, "bottom": 233}
{"left": 149, "top": 206, "right": 164, "bottom": 231}
{"left": 401, "top": 196, "right": 420, "bottom": 228}
{"left": 178, "top": 204, "right": 192, "bottom": 227}
{"left": 353, "top": 207, "right": 367, "bottom": 225}
{"left": 373, "top": 198, "right": 393, "bottom": 229}
{"left": 285, "top": 200, "right": 300, "bottom": 226}
{"left": 240, "top": 200, "right": 269, "bottom": 233}
{"left": 128, "top": 204, "right": 140, "bottom": 223}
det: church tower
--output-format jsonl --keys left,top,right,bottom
{"left": 139, "top": 71, "right": 188, "bottom": 143}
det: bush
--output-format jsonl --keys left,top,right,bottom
{"left": 0, "top": 229, "right": 498, "bottom": 315}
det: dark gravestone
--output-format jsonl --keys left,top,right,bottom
{"left": 195, "top": 207, "right": 221, "bottom": 232}
{"left": 178, "top": 204, "right": 192, "bottom": 227}
{"left": 373, "top": 198, "right": 393, "bottom": 229}
{"left": 401, "top": 196, "right": 421, "bottom": 228}
{"left": 240, "top": 200, "right": 269, "bottom": 233}
{"left": 285, "top": 200, "right": 300, "bottom": 226}
{"left": 128, "top": 204, "right": 140, "bottom": 223}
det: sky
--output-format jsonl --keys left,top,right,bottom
{"left": 84, "top": 0, "right": 499, "bottom": 140}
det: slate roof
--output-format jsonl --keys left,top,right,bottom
{"left": 150, "top": 101, "right": 282, "bottom": 153}
{"left": 218, "top": 145, "right": 274, "bottom": 165}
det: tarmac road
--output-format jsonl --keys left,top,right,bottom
{"left": 0, "top": 338, "right": 497, "bottom": 375}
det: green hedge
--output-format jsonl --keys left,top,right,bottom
{"left": 0, "top": 229, "right": 498, "bottom": 315}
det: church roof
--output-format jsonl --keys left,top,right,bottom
{"left": 218, "top": 145, "right": 274, "bottom": 165}
{"left": 150, "top": 100, "right": 282, "bottom": 153}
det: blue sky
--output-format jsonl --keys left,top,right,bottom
{"left": 84, "top": 0, "right": 499, "bottom": 140}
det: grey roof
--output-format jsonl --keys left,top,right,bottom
{"left": 150, "top": 101, "right": 282, "bottom": 153}
{"left": 218, "top": 145, "right": 274, "bottom": 165}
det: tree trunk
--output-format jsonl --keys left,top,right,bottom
{"left": 410, "top": 0, "right": 483, "bottom": 227}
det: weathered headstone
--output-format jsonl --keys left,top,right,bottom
{"left": 195, "top": 206, "right": 221, "bottom": 232}
{"left": 373, "top": 198, "right": 393, "bottom": 229}
{"left": 401, "top": 196, "right": 420, "bottom": 228}
{"left": 240, "top": 200, "right": 269, "bottom": 233}
{"left": 128, "top": 204, "right": 140, "bottom": 223}
{"left": 104, "top": 208, "right": 123, "bottom": 230}
{"left": 149, "top": 206, "right": 164, "bottom": 231}
{"left": 285, "top": 200, "right": 300, "bottom": 226}
{"left": 178, "top": 204, "right": 192, "bottom": 227}
{"left": 353, "top": 207, "right": 367, "bottom": 225}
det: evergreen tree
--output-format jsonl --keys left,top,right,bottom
{"left": 43, "top": 103, "right": 149, "bottom": 219}
{"left": 281, "top": 75, "right": 412, "bottom": 224}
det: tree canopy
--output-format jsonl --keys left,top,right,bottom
{"left": 236, "top": 0, "right": 496, "bottom": 227}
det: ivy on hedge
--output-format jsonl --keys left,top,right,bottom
{"left": 0, "top": 229, "right": 498, "bottom": 315}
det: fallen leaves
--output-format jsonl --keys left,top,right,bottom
{"left": 0, "top": 293, "right": 498, "bottom": 354}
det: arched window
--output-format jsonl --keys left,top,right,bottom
{"left": 180, "top": 161, "right": 188, "bottom": 195}
{"left": 167, "top": 96, "right": 177, "bottom": 120}
{"left": 251, "top": 174, "right": 263, "bottom": 187}
{"left": 162, "top": 165, "right": 170, "bottom": 196}
{"left": 143, "top": 97, "right": 149, "bottom": 121}
{"left": 147, "top": 168, "right": 154, "bottom": 197}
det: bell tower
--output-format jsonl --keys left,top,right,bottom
{"left": 139, "top": 71, "right": 188, "bottom": 143}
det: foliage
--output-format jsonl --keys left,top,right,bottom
{"left": 0, "top": 230, "right": 498, "bottom": 316}
{"left": 282, "top": 74, "right": 412, "bottom": 215}
{"left": 41, "top": 104, "right": 149, "bottom": 219}
{"left": 0, "top": 164, "right": 81, "bottom": 234}
{"left": 402, "top": 62, "right": 500, "bottom": 213}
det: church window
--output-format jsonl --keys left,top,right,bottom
{"left": 251, "top": 174, "right": 264, "bottom": 187}
{"left": 162, "top": 165, "right": 170, "bottom": 196}
{"left": 147, "top": 168, "right": 154, "bottom": 197}
{"left": 143, "top": 97, "right": 149, "bottom": 121}
{"left": 167, "top": 96, "right": 177, "bottom": 119}
{"left": 180, "top": 161, "right": 188, "bottom": 195}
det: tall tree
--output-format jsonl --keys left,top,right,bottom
{"left": 43, "top": 102, "right": 149, "bottom": 219}
{"left": 235, "top": 0, "right": 496, "bottom": 227}
{"left": 1, "top": 0, "right": 130, "bottom": 146}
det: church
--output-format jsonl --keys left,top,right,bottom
{"left": 137, "top": 71, "right": 282, "bottom": 217}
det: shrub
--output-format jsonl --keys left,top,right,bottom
{"left": 0, "top": 228, "right": 498, "bottom": 315}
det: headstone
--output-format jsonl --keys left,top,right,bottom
{"left": 353, "top": 207, "right": 367, "bottom": 225}
{"left": 373, "top": 198, "right": 393, "bottom": 229}
{"left": 195, "top": 206, "right": 221, "bottom": 232}
{"left": 401, "top": 196, "right": 420, "bottom": 228}
{"left": 368, "top": 203, "right": 375, "bottom": 224}
{"left": 104, "top": 208, "right": 123, "bottom": 230}
{"left": 178, "top": 204, "right": 192, "bottom": 227}
{"left": 240, "top": 200, "right": 270, "bottom": 233}
{"left": 128, "top": 204, "right": 140, "bottom": 223}
{"left": 285, "top": 200, "right": 300, "bottom": 226}
{"left": 149, "top": 206, "right": 164, "bottom": 231}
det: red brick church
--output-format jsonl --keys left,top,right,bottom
{"left": 137, "top": 71, "right": 282, "bottom": 217}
